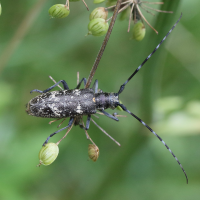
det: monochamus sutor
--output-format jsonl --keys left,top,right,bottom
{"left": 26, "top": 13, "right": 188, "bottom": 183}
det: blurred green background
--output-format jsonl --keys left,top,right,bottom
{"left": 0, "top": 0, "right": 200, "bottom": 199}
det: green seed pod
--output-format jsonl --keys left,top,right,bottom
{"left": 89, "top": 7, "right": 108, "bottom": 21}
{"left": 87, "top": 18, "right": 109, "bottom": 37}
{"left": 88, "top": 144, "right": 99, "bottom": 162}
{"left": 38, "top": 143, "right": 59, "bottom": 166}
{"left": 93, "top": 0, "right": 106, "bottom": 4}
{"left": 0, "top": 3, "right": 2, "bottom": 15}
{"left": 132, "top": 22, "right": 146, "bottom": 41}
{"left": 48, "top": 4, "right": 70, "bottom": 19}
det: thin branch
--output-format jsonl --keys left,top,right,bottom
{"left": 140, "top": 1, "right": 164, "bottom": 4}
{"left": 136, "top": 4, "right": 158, "bottom": 34}
{"left": 92, "top": 114, "right": 100, "bottom": 119}
{"left": 81, "top": 119, "right": 97, "bottom": 146}
{"left": 57, "top": 118, "right": 67, "bottom": 128}
{"left": 56, "top": 120, "right": 74, "bottom": 145}
{"left": 140, "top": 5, "right": 156, "bottom": 16}
{"left": 106, "top": 1, "right": 130, "bottom": 10}
{"left": 66, "top": 0, "right": 69, "bottom": 9}
{"left": 49, "top": 118, "right": 62, "bottom": 125}
{"left": 85, "top": 0, "right": 123, "bottom": 89}
{"left": 77, "top": 72, "right": 80, "bottom": 85}
{"left": 49, "top": 76, "right": 63, "bottom": 90}
{"left": 142, "top": 3, "right": 173, "bottom": 13}
{"left": 106, "top": 5, "right": 117, "bottom": 10}
{"left": 128, "top": 3, "right": 135, "bottom": 32}
{"left": 81, "top": 0, "right": 89, "bottom": 11}
{"left": 106, "top": 16, "right": 113, "bottom": 22}
{"left": 91, "top": 118, "right": 121, "bottom": 146}
{"left": 118, "top": 2, "right": 132, "bottom": 15}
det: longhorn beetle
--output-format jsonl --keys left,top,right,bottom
{"left": 26, "top": 14, "right": 188, "bottom": 183}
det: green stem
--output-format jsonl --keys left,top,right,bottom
{"left": 85, "top": 0, "right": 123, "bottom": 88}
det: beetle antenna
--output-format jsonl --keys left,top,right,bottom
{"left": 117, "top": 13, "right": 182, "bottom": 95}
{"left": 117, "top": 102, "right": 188, "bottom": 184}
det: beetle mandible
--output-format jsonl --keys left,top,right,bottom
{"left": 26, "top": 14, "right": 188, "bottom": 183}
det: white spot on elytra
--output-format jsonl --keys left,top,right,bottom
{"left": 73, "top": 89, "right": 81, "bottom": 96}
{"left": 75, "top": 102, "right": 83, "bottom": 114}
{"left": 77, "top": 104, "right": 81, "bottom": 110}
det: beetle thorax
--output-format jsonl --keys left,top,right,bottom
{"left": 95, "top": 92, "right": 119, "bottom": 110}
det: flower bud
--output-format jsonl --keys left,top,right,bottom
{"left": 87, "top": 18, "right": 109, "bottom": 37}
{"left": 93, "top": 0, "right": 106, "bottom": 4}
{"left": 88, "top": 144, "right": 99, "bottom": 162}
{"left": 38, "top": 143, "right": 59, "bottom": 166}
{"left": 48, "top": 4, "right": 70, "bottom": 19}
{"left": 132, "top": 22, "right": 146, "bottom": 41}
{"left": 89, "top": 7, "right": 108, "bottom": 21}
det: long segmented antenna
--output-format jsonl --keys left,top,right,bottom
{"left": 118, "top": 13, "right": 182, "bottom": 95}
{"left": 117, "top": 103, "right": 188, "bottom": 184}
{"left": 116, "top": 13, "right": 188, "bottom": 183}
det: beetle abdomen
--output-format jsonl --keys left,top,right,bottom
{"left": 26, "top": 89, "right": 96, "bottom": 118}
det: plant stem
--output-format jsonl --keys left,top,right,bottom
{"left": 85, "top": 0, "right": 123, "bottom": 88}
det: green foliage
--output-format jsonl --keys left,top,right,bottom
{"left": 0, "top": 0, "right": 200, "bottom": 200}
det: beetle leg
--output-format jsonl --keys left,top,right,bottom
{"left": 30, "top": 80, "right": 69, "bottom": 94}
{"left": 43, "top": 80, "right": 69, "bottom": 92}
{"left": 92, "top": 80, "right": 98, "bottom": 93}
{"left": 30, "top": 89, "right": 43, "bottom": 93}
{"left": 99, "top": 110, "right": 119, "bottom": 121}
{"left": 85, "top": 115, "right": 91, "bottom": 130}
{"left": 79, "top": 115, "right": 91, "bottom": 130}
{"left": 49, "top": 76, "right": 64, "bottom": 90}
{"left": 42, "top": 117, "right": 74, "bottom": 146}
{"left": 76, "top": 78, "right": 87, "bottom": 89}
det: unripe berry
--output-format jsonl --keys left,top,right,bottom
{"left": 48, "top": 4, "right": 70, "bottom": 19}
{"left": 88, "top": 144, "right": 99, "bottom": 162}
{"left": 87, "top": 18, "right": 109, "bottom": 37}
{"left": 89, "top": 7, "right": 108, "bottom": 21}
{"left": 132, "top": 22, "right": 146, "bottom": 41}
{"left": 38, "top": 143, "right": 59, "bottom": 166}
